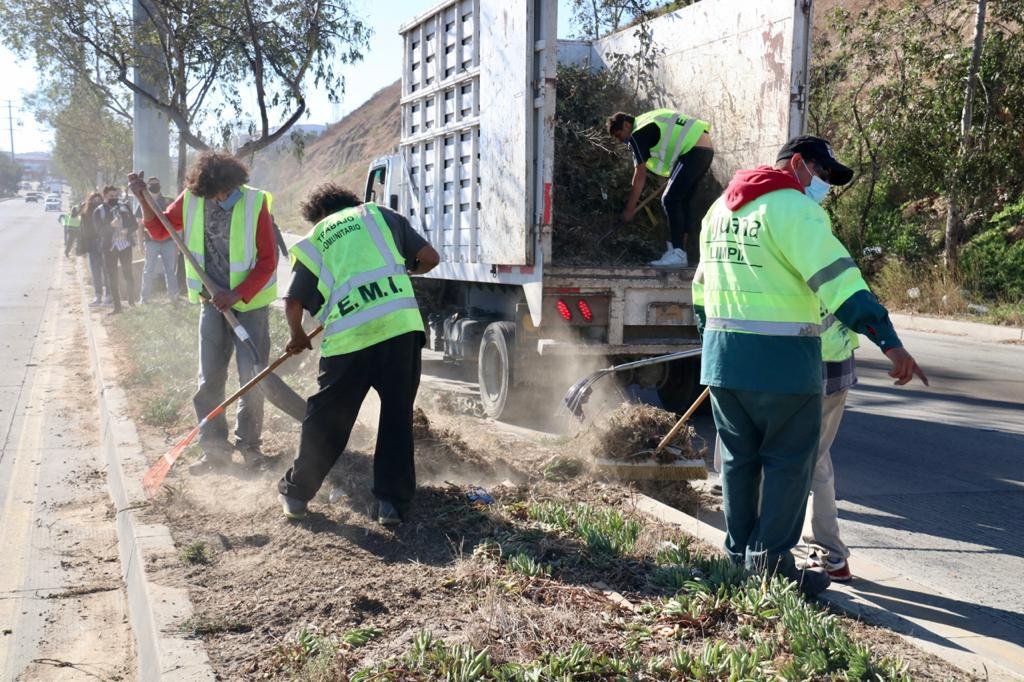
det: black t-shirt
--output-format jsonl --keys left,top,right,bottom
{"left": 627, "top": 122, "right": 661, "bottom": 166}
{"left": 287, "top": 206, "right": 430, "bottom": 314}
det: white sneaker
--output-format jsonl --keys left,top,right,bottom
{"left": 649, "top": 245, "right": 689, "bottom": 268}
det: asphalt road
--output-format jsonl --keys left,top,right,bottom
{"left": 834, "top": 330, "right": 1024, "bottom": 644}
{"left": 0, "top": 196, "right": 135, "bottom": 679}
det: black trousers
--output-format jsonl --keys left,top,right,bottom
{"left": 662, "top": 146, "right": 714, "bottom": 249}
{"left": 279, "top": 331, "right": 423, "bottom": 508}
{"left": 104, "top": 247, "right": 136, "bottom": 312}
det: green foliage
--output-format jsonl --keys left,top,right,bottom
{"left": 811, "top": 0, "right": 1024, "bottom": 297}
{"left": 527, "top": 501, "right": 641, "bottom": 558}
{"left": 506, "top": 551, "right": 551, "bottom": 579}
{"left": 0, "top": 155, "right": 23, "bottom": 196}
{"left": 960, "top": 194, "right": 1024, "bottom": 302}
{"left": 178, "top": 540, "right": 210, "bottom": 565}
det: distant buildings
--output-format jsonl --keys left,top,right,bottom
{"left": 15, "top": 152, "right": 53, "bottom": 179}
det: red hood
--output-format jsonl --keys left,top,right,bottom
{"left": 724, "top": 166, "right": 804, "bottom": 210}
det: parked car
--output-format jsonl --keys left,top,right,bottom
{"left": 25, "top": 194, "right": 40, "bottom": 203}
{"left": 44, "top": 198, "right": 61, "bottom": 211}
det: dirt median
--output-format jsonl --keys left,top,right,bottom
{"left": 101, "top": 304, "right": 971, "bottom": 680}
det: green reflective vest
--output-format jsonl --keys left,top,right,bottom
{"left": 290, "top": 202, "right": 424, "bottom": 357}
{"left": 634, "top": 108, "right": 710, "bottom": 176}
{"left": 699, "top": 189, "right": 870, "bottom": 341}
{"left": 61, "top": 214, "right": 81, "bottom": 228}
{"left": 182, "top": 185, "right": 277, "bottom": 311}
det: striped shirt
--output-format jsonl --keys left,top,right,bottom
{"left": 823, "top": 354, "right": 857, "bottom": 395}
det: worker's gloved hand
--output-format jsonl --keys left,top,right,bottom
{"left": 211, "top": 290, "right": 241, "bottom": 312}
{"left": 127, "top": 171, "right": 147, "bottom": 198}
{"left": 883, "top": 346, "right": 929, "bottom": 386}
{"left": 285, "top": 329, "right": 313, "bottom": 356}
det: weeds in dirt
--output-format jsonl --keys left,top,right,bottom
{"left": 542, "top": 455, "right": 584, "bottom": 482}
{"left": 505, "top": 551, "right": 551, "bottom": 578}
{"left": 178, "top": 540, "right": 210, "bottom": 565}
{"left": 527, "top": 501, "right": 641, "bottom": 558}
{"left": 340, "top": 627, "right": 383, "bottom": 648}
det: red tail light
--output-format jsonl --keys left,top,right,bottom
{"left": 577, "top": 299, "right": 593, "bottom": 322}
{"left": 556, "top": 299, "right": 572, "bottom": 321}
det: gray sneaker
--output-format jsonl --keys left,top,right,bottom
{"left": 279, "top": 494, "right": 308, "bottom": 520}
{"left": 377, "top": 500, "right": 402, "bottom": 526}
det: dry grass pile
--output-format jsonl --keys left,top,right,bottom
{"left": 552, "top": 65, "right": 666, "bottom": 266}
{"left": 587, "top": 403, "right": 704, "bottom": 463}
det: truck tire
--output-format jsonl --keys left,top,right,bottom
{"left": 477, "top": 321, "right": 517, "bottom": 419}
{"left": 657, "top": 356, "right": 703, "bottom": 414}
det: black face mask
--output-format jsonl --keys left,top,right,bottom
{"left": 149, "top": 185, "right": 161, "bottom": 195}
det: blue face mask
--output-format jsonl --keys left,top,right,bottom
{"left": 218, "top": 188, "right": 242, "bottom": 211}
{"left": 802, "top": 160, "right": 830, "bottom": 204}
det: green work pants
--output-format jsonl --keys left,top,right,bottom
{"left": 710, "top": 387, "right": 822, "bottom": 574}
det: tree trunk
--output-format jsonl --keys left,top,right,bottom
{"left": 944, "top": 0, "right": 987, "bottom": 270}
{"left": 176, "top": 132, "right": 187, "bottom": 192}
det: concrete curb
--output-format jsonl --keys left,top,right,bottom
{"left": 78, "top": 266, "right": 216, "bottom": 680}
{"left": 632, "top": 493, "right": 1024, "bottom": 681}
{"left": 890, "top": 312, "right": 1024, "bottom": 344}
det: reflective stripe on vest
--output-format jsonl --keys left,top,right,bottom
{"left": 182, "top": 186, "right": 277, "bottom": 311}
{"left": 290, "top": 203, "right": 424, "bottom": 356}
{"left": 634, "top": 109, "right": 708, "bottom": 176}
{"left": 705, "top": 317, "right": 821, "bottom": 337}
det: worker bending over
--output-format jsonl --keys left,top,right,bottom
{"left": 693, "top": 136, "right": 927, "bottom": 596}
{"left": 278, "top": 184, "right": 439, "bottom": 526}
{"left": 608, "top": 109, "right": 714, "bottom": 267}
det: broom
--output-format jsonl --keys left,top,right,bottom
{"left": 142, "top": 325, "right": 323, "bottom": 498}
{"left": 593, "top": 386, "right": 710, "bottom": 481}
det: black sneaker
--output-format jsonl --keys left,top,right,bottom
{"left": 784, "top": 564, "right": 831, "bottom": 598}
{"left": 377, "top": 500, "right": 402, "bottom": 527}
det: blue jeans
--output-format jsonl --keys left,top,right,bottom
{"left": 140, "top": 238, "right": 180, "bottom": 301}
{"left": 194, "top": 304, "right": 270, "bottom": 453}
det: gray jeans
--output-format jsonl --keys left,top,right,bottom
{"left": 194, "top": 304, "right": 270, "bottom": 453}
{"left": 140, "top": 238, "right": 180, "bottom": 301}
{"left": 802, "top": 388, "right": 851, "bottom": 561}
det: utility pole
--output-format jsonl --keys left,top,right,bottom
{"left": 2, "top": 100, "right": 14, "bottom": 162}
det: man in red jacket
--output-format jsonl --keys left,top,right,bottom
{"left": 134, "top": 152, "right": 278, "bottom": 472}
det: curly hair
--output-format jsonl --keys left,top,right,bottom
{"left": 300, "top": 183, "right": 361, "bottom": 224}
{"left": 185, "top": 151, "right": 249, "bottom": 198}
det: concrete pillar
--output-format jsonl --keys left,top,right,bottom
{"left": 132, "top": 0, "right": 171, "bottom": 187}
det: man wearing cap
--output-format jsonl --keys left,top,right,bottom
{"left": 608, "top": 110, "right": 714, "bottom": 267}
{"left": 136, "top": 176, "right": 179, "bottom": 304}
{"left": 691, "top": 135, "right": 928, "bottom": 596}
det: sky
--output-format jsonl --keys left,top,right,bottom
{"left": 0, "top": 0, "right": 580, "bottom": 155}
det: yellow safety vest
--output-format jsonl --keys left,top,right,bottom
{"left": 290, "top": 203, "right": 424, "bottom": 357}
{"left": 182, "top": 185, "right": 277, "bottom": 311}
{"left": 634, "top": 108, "right": 710, "bottom": 176}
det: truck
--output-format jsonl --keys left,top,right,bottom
{"left": 365, "top": 0, "right": 812, "bottom": 418}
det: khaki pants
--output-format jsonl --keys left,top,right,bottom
{"left": 801, "top": 388, "right": 851, "bottom": 561}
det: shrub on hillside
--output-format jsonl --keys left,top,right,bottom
{"left": 960, "top": 198, "right": 1024, "bottom": 301}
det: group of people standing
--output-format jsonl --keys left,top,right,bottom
{"left": 64, "top": 177, "right": 181, "bottom": 313}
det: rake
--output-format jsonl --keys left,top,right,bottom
{"left": 142, "top": 325, "right": 323, "bottom": 499}
{"left": 561, "top": 347, "right": 703, "bottom": 421}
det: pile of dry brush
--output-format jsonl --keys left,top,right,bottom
{"left": 552, "top": 65, "right": 667, "bottom": 266}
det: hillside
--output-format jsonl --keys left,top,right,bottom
{"left": 249, "top": 79, "right": 400, "bottom": 233}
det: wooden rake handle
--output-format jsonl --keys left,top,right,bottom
{"left": 655, "top": 386, "right": 711, "bottom": 454}
{"left": 227, "top": 325, "right": 324, "bottom": 408}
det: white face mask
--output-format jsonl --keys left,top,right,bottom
{"left": 801, "top": 159, "right": 830, "bottom": 204}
